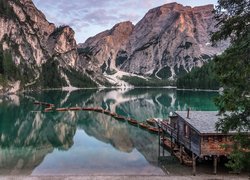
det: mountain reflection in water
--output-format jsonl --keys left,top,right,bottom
{"left": 0, "top": 88, "right": 218, "bottom": 175}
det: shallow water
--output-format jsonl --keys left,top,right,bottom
{"left": 0, "top": 88, "right": 218, "bottom": 175}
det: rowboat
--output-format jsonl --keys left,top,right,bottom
{"left": 110, "top": 112, "right": 117, "bottom": 117}
{"left": 103, "top": 110, "right": 111, "bottom": 115}
{"left": 146, "top": 118, "right": 157, "bottom": 126}
{"left": 127, "top": 118, "right": 138, "bottom": 126}
{"left": 148, "top": 127, "right": 162, "bottom": 134}
{"left": 114, "top": 115, "right": 126, "bottom": 121}
{"left": 69, "top": 107, "right": 82, "bottom": 111}
{"left": 44, "top": 107, "right": 53, "bottom": 112}
{"left": 139, "top": 122, "right": 150, "bottom": 129}
{"left": 56, "top": 108, "right": 68, "bottom": 111}
{"left": 93, "top": 108, "right": 104, "bottom": 112}
{"left": 82, "top": 107, "right": 95, "bottom": 111}
{"left": 34, "top": 101, "right": 54, "bottom": 107}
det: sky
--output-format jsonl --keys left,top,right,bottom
{"left": 33, "top": 0, "right": 218, "bottom": 43}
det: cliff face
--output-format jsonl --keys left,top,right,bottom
{"left": 80, "top": 3, "right": 228, "bottom": 80}
{"left": 0, "top": 1, "right": 229, "bottom": 91}
{"left": 78, "top": 21, "right": 134, "bottom": 84}
{"left": 0, "top": 0, "right": 96, "bottom": 93}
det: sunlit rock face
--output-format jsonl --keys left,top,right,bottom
{"left": 0, "top": 0, "right": 89, "bottom": 93}
{"left": 77, "top": 21, "right": 134, "bottom": 85}
{"left": 80, "top": 3, "right": 229, "bottom": 79}
{"left": 78, "top": 21, "right": 134, "bottom": 72}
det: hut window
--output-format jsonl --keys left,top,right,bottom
{"left": 184, "top": 124, "right": 189, "bottom": 138}
{"left": 174, "top": 123, "right": 177, "bottom": 129}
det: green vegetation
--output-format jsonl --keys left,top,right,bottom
{"left": 115, "top": 50, "right": 128, "bottom": 67}
{"left": 212, "top": 0, "right": 250, "bottom": 172}
{"left": 0, "top": 0, "right": 14, "bottom": 19}
{"left": 155, "top": 66, "right": 172, "bottom": 79}
{"left": 176, "top": 61, "right": 220, "bottom": 90}
{"left": 121, "top": 75, "right": 175, "bottom": 87}
{"left": 64, "top": 68, "right": 97, "bottom": 88}
{"left": 77, "top": 47, "right": 92, "bottom": 55}
{"left": 0, "top": 46, "right": 19, "bottom": 84}
{"left": 174, "top": 65, "right": 187, "bottom": 77}
{"left": 50, "top": 25, "right": 68, "bottom": 37}
{"left": 41, "top": 58, "right": 67, "bottom": 88}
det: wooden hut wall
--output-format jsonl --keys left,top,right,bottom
{"left": 200, "top": 135, "right": 233, "bottom": 156}
{"left": 177, "top": 117, "right": 201, "bottom": 155}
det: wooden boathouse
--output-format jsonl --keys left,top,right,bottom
{"left": 159, "top": 111, "right": 239, "bottom": 175}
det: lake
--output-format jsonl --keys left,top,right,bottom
{"left": 0, "top": 88, "right": 218, "bottom": 175}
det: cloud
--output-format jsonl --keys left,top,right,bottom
{"left": 33, "top": 0, "right": 217, "bottom": 42}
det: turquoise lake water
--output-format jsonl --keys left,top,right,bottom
{"left": 0, "top": 88, "right": 218, "bottom": 175}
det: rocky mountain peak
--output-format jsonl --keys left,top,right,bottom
{"left": 78, "top": 21, "right": 134, "bottom": 75}
{"left": 0, "top": 0, "right": 95, "bottom": 93}
{"left": 80, "top": 2, "right": 229, "bottom": 82}
{"left": 193, "top": 4, "right": 214, "bottom": 12}
{"left": 110, "top": 21, "right": 134, "bottom": 36}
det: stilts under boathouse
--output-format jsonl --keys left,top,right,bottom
{"left": 158, "top": 110, "right": 247, "bottom": 175}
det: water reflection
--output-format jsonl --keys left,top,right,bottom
{"left": 0, "top": 88, "right": 218, "bottom": 175}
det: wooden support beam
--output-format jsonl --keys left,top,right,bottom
{"left": 180, "top": 145, "right": 183, "bottom": 164}
{"left": 170, "top": 131, "right": 173, "bottom": 155}
{"left": 158, "top": 127, "right": 160, "bottom": 157}
{"left": 162, "top": 131, "right": 165, "bottom": 156}
{"left": 192, "top": 153, "right": 197, "bottom": 176}
{"left": 213, "top": 155, "right": 218, "bottom": 175}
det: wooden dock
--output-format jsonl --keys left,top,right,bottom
{"left": 33, "top": 100, "right": 162, "bottom": 135}
{"left": 157, "top": 110, "right": 250, "bottom": 175}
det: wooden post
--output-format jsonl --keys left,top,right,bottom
{"left": 192, "top": 153, "right": 196, "bottom": 176}
{"left": 170, "top": 131, "right": 173, "bottom": 155}
{"left": 158, "top": 126, "right": 160, "bottom": 157}
{"left": 180, "top": 145, "right": 183, "bottom": 164}
{"left": 162, "top": 131, "right": 165, "bottom": 156}
{"left": 213, "top": 155, "right": 218, "bottom": 175}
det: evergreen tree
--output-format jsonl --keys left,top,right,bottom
{"left": 0, "top": 47, "right": 4, "bottom": 74}
{"left": 176, "top": 61, "right": 220, "bottom": 90}
{"left": 212, "top": 0, "right": 250, "bottom": 172}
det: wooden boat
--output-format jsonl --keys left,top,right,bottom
{"left": 114, "top": 115, "right": 126, "bottom": 121}
{"left": 127, "top": 118, "right": 138, "bottom": 126}
{"left": 34, "top": 101, "right": 54, "bottom": 108}
{"left": 47, "top": 103, "right": 55, "bottom": 107}
{"left": 69, "top": 107, "right": 82, "bottom": 111}
{"left": 44, "top": 107, "right": 53, "bottom": 112}
{"left": 56, "top": 108, "right": 68, "bottom": 112}
{"left": 103, "top": 110, "right": 111, "bottom": 115}
{"left": 139, "top": 122, "right": 150, "bottom": 129}
{"left": 146, "top": 118, "right": 157, "bottom": 126}
{"left": 82, "top": 107, "right": 95, "bottom": 111}
{"left": 148, "top": 127, "right": 162, "bottom": 134}
{"left": 93, "top": 108, "right": 104, "bottom": 113}
{"left": 110, "top": 112, "right": 117, "bottom": 117}
{"left": 34, "top": 101, "right": 41, "bottom": 105}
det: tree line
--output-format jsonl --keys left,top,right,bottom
{"left": 176, "top": 61, "right": 220, "bottom": 90}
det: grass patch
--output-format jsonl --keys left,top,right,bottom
{"left": 64, "top": 68, "right": 97, "bottom": 88}
{"left": 121, "top": 75, "right": 175, "bottom": 87}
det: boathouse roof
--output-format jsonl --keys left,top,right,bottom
{"left": 175, "top": 111, "right": 222, "bottom": 134}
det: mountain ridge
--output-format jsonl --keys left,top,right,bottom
{"left": 0, "top": 0, "right": 101, "bottom": 93}
{"left": 0, "top": 1, "right": 229, "bottom": 93}
{"left": 79, "top": 2, "right": 228, "bottom": 82}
